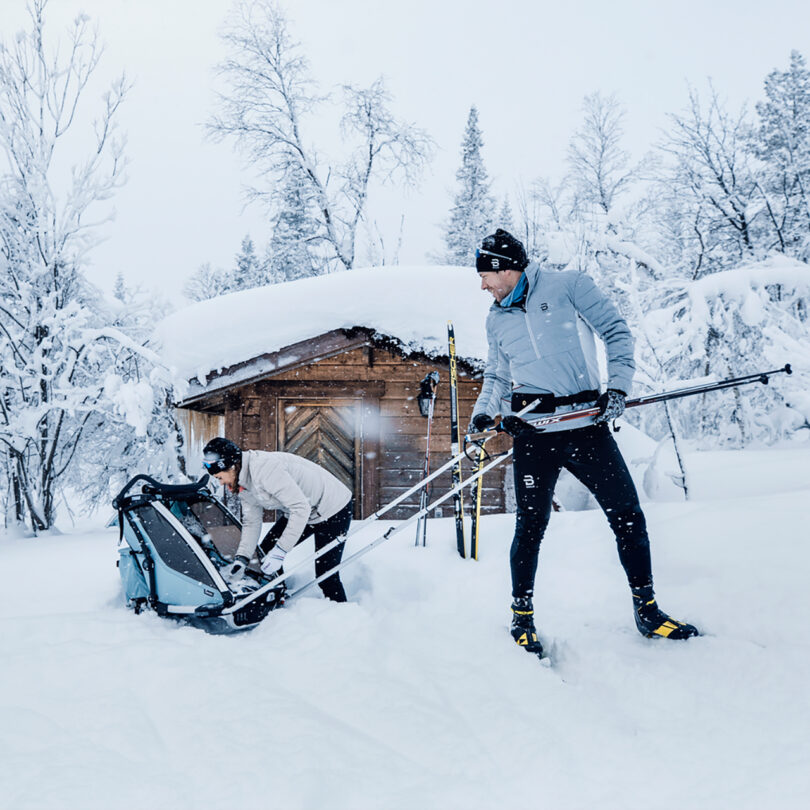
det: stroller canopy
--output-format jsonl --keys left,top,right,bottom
{"left": 113, "top": 475, "right": 283, "bottom": 631}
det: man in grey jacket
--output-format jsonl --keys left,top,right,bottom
{"left": 470, "top": 229, "right": 698, "bottom": 657}
{"left": 202, "top": 437, "right": 353, "bottom": 602}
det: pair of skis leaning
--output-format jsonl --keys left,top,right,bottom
{"left": 221, "top": 364, "right": 792, "bottom": 619}
{"left": 413, "top": 322, "right": 482, "bottom": 557}
{"left": 447, "top": 321, "right": 485, "bottom": 561}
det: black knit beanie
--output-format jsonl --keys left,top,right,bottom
{"left": 475, "top": 228, "right": 529, "bottom": 272}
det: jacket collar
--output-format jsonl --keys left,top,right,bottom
{"left": 491, "top": 261, "right": 541, "bottom": 311}
{"left": 238, "top": 449, "right": 255, "bottom": 489}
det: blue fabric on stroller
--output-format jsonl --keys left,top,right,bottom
{"left": 113, "top": 475, "right": 284, "bottom": 631}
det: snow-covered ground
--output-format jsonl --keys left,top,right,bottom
{"left": 2, "top": 444, "right": 809, "bottom": 810}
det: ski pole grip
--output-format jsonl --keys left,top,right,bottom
{"left": 761, "top": 364, "right": 793, "bottom": 384}
{"left": 466, "top": 418, "right": 501, "bottom": 443}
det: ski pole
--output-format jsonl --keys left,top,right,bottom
{"left": 466, "top": 364, "right": 794, "bottom": 440}
{"left": 288, "top": 363, "right": 793, "bottom": 600}
{"left": 415, "top": 371, "right": 439, "bottom": 547}
{"left": 223, "top": 449, "right": 473, "bottom": 611}
{"left": 288, "top": 445, "right": 515, "bottom": 600}
{"left": 227, "top": 365, "right": 792, "bottom": 612}
{"left": 225, "top": 378, "right": 529, "bottom": 613}
{"left": 347, "top": 397, "right": 536, "bottom": 528}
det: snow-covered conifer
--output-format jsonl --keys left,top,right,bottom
{"left": 442, "top": 105, "right": 496, "bottom": 265}
{"left": 751, "top": 50, "right": 810, "bottom": 259}
{"left": 498, "top": 196, "right": 515, "bottom": 233}
{"left": 113, "top": 272, "right": 128, "bottom": 303}
{"left": 232, "top": 235, "right": 264, "bottom": 290}
{"left": 267, "top": 159, "right": 321, "bottom": 282}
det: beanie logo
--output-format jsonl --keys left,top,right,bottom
{"left": 540, "top": 303, "right": 549, "bottom": 311}
{"left": 491, "top": 258, "right": 500, "bottom": 269}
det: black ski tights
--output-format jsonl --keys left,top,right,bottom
{"left": 510, "top": 424, "right": 652, "bottom": 598}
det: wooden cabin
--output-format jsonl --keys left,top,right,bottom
{"left": 175, "top": 326, "right": 512, "bottom": 520}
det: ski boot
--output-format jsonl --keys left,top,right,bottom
{"left": 632, "top": 586, "right": 699, "bottom": 639}
{"left": 511, "top": 597, "right": 545, "bottom": 657}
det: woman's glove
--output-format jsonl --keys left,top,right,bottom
{"left": 220, "top": 555, "right": 249, "bottom": 584}
{"left": 260, "top": 546, "right": 288, "bottom": 576}
{"left": 594, "top": 389, "right": 626, "bottom": 424}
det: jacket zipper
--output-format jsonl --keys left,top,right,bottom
{"left": 524, "top": 310, "right": 542, "bottom": 360}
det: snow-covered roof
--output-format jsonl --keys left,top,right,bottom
{"left": 156, "top": 265, "right": 492, "bottom": 389}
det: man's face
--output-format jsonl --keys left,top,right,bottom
{"left": 478, "top": 269, "right": 522, "bottom": 302}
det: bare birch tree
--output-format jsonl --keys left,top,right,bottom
{"left": 567, "top": 92, "right": 637, "bottom": 218}
{"left": 209, "top": 0, "right": 434, "bottom": 272}
{"left": 657, "top": 84, "right": 764, "bottom": 275}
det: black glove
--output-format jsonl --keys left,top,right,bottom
{"left": 470, "top": 413, "right": 496, "bottom": 433}
{"left": 594, "top": 389, "right": 626, "bottom": 424}
{"left": 500, "top": 414, "right": 535, "bottom": 438}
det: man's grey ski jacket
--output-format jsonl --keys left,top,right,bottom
{"left": 472, "top": 262, "right": 635, "bottom": 427}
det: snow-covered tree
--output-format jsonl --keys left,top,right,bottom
{"left": 656, "top": 85, "right": 765, "bottom": 276}
{"left": 182, "top": 262, "right": 231, "bottom": 302}
{"left": 498, "top": 196, "right": 515, "bottom": 233}
{"left": 266, "top": 158, "right": 320, "bottom": 282}
{"left": 209, "top": 0, "right": 433, "bottom": 272}
{"left": 642, "top": 257, "right": 809, "bottom": 446}
{"left": 442, "top": 105, "right": 496, "bottom": 264}
{"left": 0, "top": 2, "right": 177, "bottom": 531}
{"left": 751, "top": 50, "right": 810, "bottom": 259}
{"left": 513, "top": 177, "right": 565, "bottom": 259}
{"left": 567, "top": 92, "right": 637, "bottom": 219}
{"left": 70, "top": 286, "right": 184, "bottom": 510}
{"left": 232, "top": 234, "right": 265, "bottom": 290}
{"left": 113, "top": 272, "right": 127, "bottom": 302}
{"left": 0, "top": 2, "right": 131, "bottom": 530}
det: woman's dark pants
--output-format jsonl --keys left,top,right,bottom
{"left": 259, "top": 499, "right": 353, "bottom": 602}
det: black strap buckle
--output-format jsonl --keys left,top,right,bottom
{"left": 511, "top": 389, "right": 599, "bottom": 415}
{"left": 511, "top": 393, "right": 556, "bottom": 414}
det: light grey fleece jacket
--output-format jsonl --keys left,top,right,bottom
{"left": 236, "top": 450, "right": 352, "bottom": 560}
{"left": 472, "top": 263, "right": 635, "bottom": 429}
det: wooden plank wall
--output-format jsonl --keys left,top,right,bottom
{"left": 223, "top": 344, "right": 512, "bottom": 519}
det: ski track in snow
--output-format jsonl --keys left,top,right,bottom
{"left": 1, "top": 446, "right": 809, "bottom": 810}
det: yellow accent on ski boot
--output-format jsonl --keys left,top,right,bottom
{"left": 511, "top": 597, "right": 545, "bottom": 656}
{"left": 632, "top": 587, "right": 699, "bottom": 640}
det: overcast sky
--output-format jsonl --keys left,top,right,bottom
{"left": 3, "top": 0, "right": 810, "bottom": 301}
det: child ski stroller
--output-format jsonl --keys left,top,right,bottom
{"left": 113, "top": 474, "right": 285, "bottom": 632}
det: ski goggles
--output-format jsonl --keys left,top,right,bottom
{"left": 202, "top": 452, "right": 230, "bottom": 473}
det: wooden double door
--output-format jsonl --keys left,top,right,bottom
{"left": 278, "top": 399, "right": 362, "bottom": 516}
